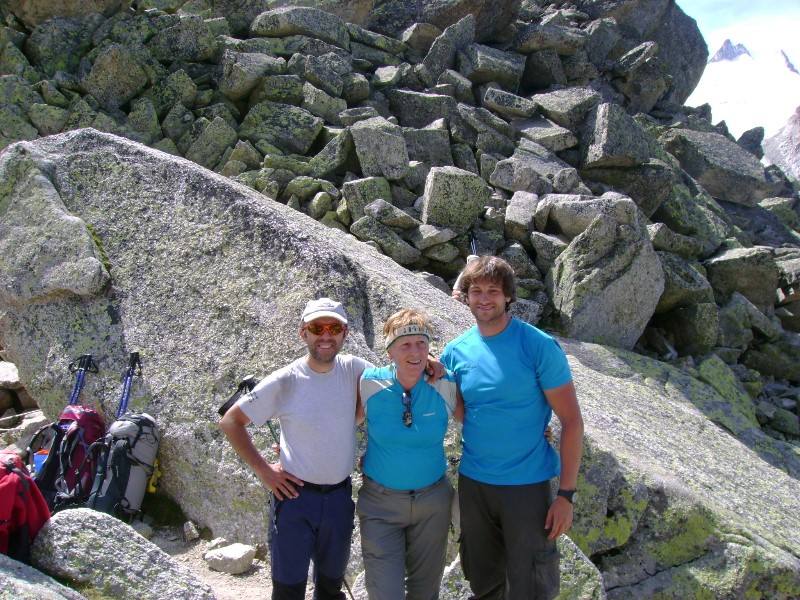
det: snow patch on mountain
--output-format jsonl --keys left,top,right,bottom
{"left": 687, "top": 42, "right": 800, "bottom": 138}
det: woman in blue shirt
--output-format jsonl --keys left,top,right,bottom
{"left": 357, "top": 308, "right": 462, "bottom": 600}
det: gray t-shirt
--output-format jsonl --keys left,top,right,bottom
{"left": 236, "top": 354, "right": 372, "bottom": 485}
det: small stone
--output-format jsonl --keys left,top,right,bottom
{"left": 131, "top": 521, "right": 154, "bottom": 540}
{"left": 183, "top": 521, "right": 200, "bottom": 541}
{"left": 204, "top": 542, "right": 256, "bottom": 575}
{"left": 308, "top": 191, "right": 333, "bottom": 220}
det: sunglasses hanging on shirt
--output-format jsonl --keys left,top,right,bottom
{"left": 401, "top": 391, "right": 413, "bottom": 427}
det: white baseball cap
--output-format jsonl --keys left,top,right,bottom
{"left": 301, "top": 297, "right": 348, "bottom": 324}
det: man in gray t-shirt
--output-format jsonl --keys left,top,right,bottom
{"left": 220, "top": 298, "right": 371, "bottom": 600}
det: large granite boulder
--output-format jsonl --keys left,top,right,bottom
{"left": 490, "top": 140, "right": 582, "bottom": 195}
{"left": 651, "top": 183, "right": 730, "bottom": 258}
{"left": 575, "top": 0, "right": 707, "bottom": 105}
{"left": 2, "top": 131, "right": 799, "bottom": 599}
{"left": 147, "top": 15, "right": 218, "bottom": 63}
{"left": 582, "top": 159, "right": 677, "bottom": 218}
{"left": 239, "top": 100, "right": 323, "bottom": 154}
{"left": 218, "top": 50, "right": 286, "bottom": 101}
{"left": 24, "top": 15, "right": 100, "bottom": 78}
{"left": 546, "top": 197, "right": 664, "bottom": 349}
{"left": 251, "top": 6, "right": 350, "bottom": 50}
{"left": 660, "top": 128, "right": 780, "bottom": 206}
{"left": 5, "top": 0, "right": 126, "bottom": 28}
{"left": 0, "top": 553, "right": 86, "bottom": 600}
{"left": 703, "top": 247, "right": 779, "bottom": 314}
{"left": 418, "top": 15, "right": 475, "bottom": 87}
{"left": 31, "top": 508, "right": 214, "bottom": 600}
{"left": 743, "top": 332, "right": 800, "bottom": 384}
{"left": 366, "top": 0, "right": 519, "bottom": 44}
{"left": 350, "top": 215, "right": 421, "bottom": 264}
{"left": 421, "top": 165, "right": 490, "bottom": 233}
{"left": 208, "top": 0, "right": 371, "bottom": 36}
{"left": 654, "top": 251, "right": 714, "bottom": 314}
{"left": 350, "top": 116, "right": 410, "bottom": 180}
{"left": 81, "top": 44, "right": 150, "bottom": 111}
{"left": 582, "top": 103, "right": 651, "bottom": 169}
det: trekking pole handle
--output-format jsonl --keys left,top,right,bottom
{"left": 68, "top": 354, "right": 98, "bottom": 405}
{"left": 69, "top": 354, "right": 99, "bottom": 374}
{"left": 127, "top": 352, "right": 142, "bottom": 376}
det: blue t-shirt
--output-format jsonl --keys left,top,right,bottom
{"left": 440, "top": 318, "right": 572, "bottom": 485}
{"left": 360, "top": 365, "right": 458, "bottom": 490}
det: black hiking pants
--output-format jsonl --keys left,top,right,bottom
{"left": 458, "top": 475, "right": 560, "bottom": 600}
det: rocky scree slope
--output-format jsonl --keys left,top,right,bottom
{"left": 0, "top": 0, "right": 797, "bottom": 453}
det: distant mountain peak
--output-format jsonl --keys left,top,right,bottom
{"left": 709, "top": 39, "right": 751, "bottom": 63}
{"left": 782, "top": 50, "right": 800, "bottom": 75}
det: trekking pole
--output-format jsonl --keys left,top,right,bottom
{"left": 266, "top": 421, "right": 280, "bottom": 446}
{"left": 342, "top": 577, "right": 356, "bottom": 600}
{"left": 67, "top": 354, "right": 98, "bottom": 406}
{"left": 116, "top": 352, "right": 142, "bottom": 418}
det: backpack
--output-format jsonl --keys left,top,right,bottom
{"left": 85, "top": 353, "right": 161, "bottom": 520}
{"left": 26, "top": 355, "right": 106, "bottom": 511}
{"left": 0, "top": 451, "right": 50, "bottom": 564}
{"left": 86, "top": 413, "right": 159, "bottom": 519}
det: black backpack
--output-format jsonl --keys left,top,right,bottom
{"left": 86, "top": 353, "right": 160, "bottom": 520}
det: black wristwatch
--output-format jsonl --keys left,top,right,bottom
{"left": 557, "top": 489, "right": 576, "bottom": 504}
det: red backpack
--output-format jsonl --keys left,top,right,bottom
{"left": 26, "top": 355, "right": 107, "bottom": 511}
{"left": 0, "top": 451, "right": 50, "bottom": 563}
{"left": 27, "top": 402, "right": 107, "bottom": 512}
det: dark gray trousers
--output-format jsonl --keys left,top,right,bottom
{"left": 357, "top": 476, "right": 453, "bottom": 600}
{"left": 458, "top": 475, "right": 559, "bottom": 600}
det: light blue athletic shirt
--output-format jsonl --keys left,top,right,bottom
{"left": 360, "top": 365, "right": 458, "bottom": 490}
{"left": 440, "top": 318, "right": 572, "bottom": 485}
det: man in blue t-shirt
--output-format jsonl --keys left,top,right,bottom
{"left": 442, "top": 256, "right": 584, "bottom": 600}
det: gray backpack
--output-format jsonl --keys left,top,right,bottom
{"left": 86, "top": 412, "right": 159, "bottom": 519}
{"left": 85, "top": 353, "right": 160, "bottom": 519}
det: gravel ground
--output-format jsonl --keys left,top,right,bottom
{"left": 150, "top": 526, "right": 274, "bottom": 600}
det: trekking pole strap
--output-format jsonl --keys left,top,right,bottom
{"left": 67, "top": 354, "right": 98, "bottom": 406}
{"left": 116, "top": 352, "right": 142, "bottom": 418}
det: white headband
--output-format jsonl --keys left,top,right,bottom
{"left": 385, "top": 324, "right": 432, "bottom": 350}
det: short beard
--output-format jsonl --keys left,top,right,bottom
{"left": 308, "top": 343, "right": 339, "bottom": 363}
